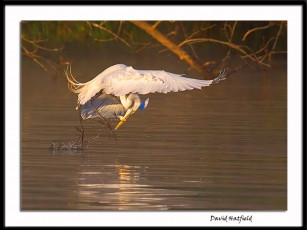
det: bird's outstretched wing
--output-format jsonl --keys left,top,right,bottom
{"left": 102, "top": 66, "right": 219, "bottom": 96}
{"left": 80, "top": 93, "right": 126, "bottom": 120}
{"left": 67, "top": 64, "right": 226, "bottom": 105}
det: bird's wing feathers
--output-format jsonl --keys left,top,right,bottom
{"left": 80, "top": 94, "right": 126, "bottom": 120}
{"left": 102, "top": 66, "right": 214, "bottom": 96}
{"left": 76, "top": 64, "right": 126, "bottom": 105}
{"left": 76, "top": 64, "right": 222, "bottom": 104}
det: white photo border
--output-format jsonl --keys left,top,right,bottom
{"left": 5, "top": 4, "right": 303, "bottom": 227}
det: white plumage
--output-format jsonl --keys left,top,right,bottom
{"left": 66, "top": 64, "right": 226, "bottom": 131}
{"left": 68, "top": 64, "right": 222, "bottom": 105}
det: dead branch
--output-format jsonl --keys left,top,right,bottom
{"left": 178, "top": 38, "right": 262, "bottom": 66}
{"left": 22, "top": 46, "right": 48, "bottom": 71}
{"left": 242, "top": 22, "right": 277, "bottom": 41}
{"left": 90, "top": 22, "right": 131, "bottom": 47}
{"left": 22, "top": 35, "right": 63, "bottom": 52}
{"left": 117, "top": 21, "right": 124, "bottom": 36}
{"left": 21, "top": 35, "right": 63, "bottom": 71}
{"left": 152, "top": 21, "right": 162, "bottom": 30}
{"left": 180, "top": 21, "right": 199, "bottom": 60}
{"left": 130, "top": 21, "right": 211, "bottom": 78}
{"left": 122, "top": 30, "right": 153, "bottom": 53}
{"left": 272, "top": 22, "right": 283, "bottom": 51}
{"left": 221, "top": 21, "right": 238, "bottom": 69}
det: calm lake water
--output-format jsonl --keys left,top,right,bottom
{"left": 21, "top": 48, "right": 287, "bottom": 210}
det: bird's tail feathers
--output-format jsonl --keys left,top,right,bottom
{"left": 65, "top": 64, "right": 85, "bottom": 94}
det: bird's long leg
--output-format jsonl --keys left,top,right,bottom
{"left": 76, "top": 105, "right": 84, "bottom": 146}
{"left": 89, "top": 101, "right": 117, "bottom": 141}
{"left": 97, "top": 120, "right": 117, "bottom": 141}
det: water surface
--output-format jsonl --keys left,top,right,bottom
{"left": 21, "top": 50, "right": 287, "bottom": 210}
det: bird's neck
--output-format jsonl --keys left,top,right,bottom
{"left": 120, "top": 93, "right": 141, "bottom": 110}
{"left": 119, "top": 95, "right": 130, "bottom": 109}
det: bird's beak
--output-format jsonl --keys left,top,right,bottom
{"left": 114, "top": 119, "right": 125, "bottom": 130}
{"left": 113, "top": 110, "right": 135, "bottom": 130}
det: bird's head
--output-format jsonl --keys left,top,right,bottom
{"left": 138, "top": 98, "right": 149, "bottom": 110}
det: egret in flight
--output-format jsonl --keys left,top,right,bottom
{"left": 65, "top": 64, "right": 226, "bottom": 144}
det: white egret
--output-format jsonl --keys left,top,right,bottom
{"left": 65, "top": 64, "right": 226, "bottom": 144}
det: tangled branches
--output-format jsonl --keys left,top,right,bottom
{"left": 21, "top": 21, "right": 287, "bottom": 77}
{"left": 131, "top": 21, "right": 287, "bottom": 77}
{"left": 21, "top": 34, "right": 63, "bottom": 72}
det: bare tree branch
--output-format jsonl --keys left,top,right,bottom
{"left": 90, "top": 22, "right": 131, "bottom": 47}
{"left": 22, "top": 46, "right": 48, "bottom": 71}
{"left": 272, "top": 22, "right": 283, "bottom": 51}
{"left": 179, "top": 38, "right": 262, "bottom": 66}
{"left": 22, "top": 21, "right": 287, "bottom": 76}
{"left": 21, "top": 35, "right": 63, "bottom": 71}
{"left": 152, "top": 21, "right": 162, "bottom": 30}
{"left": 242, "top": 22, "right": 277, "bottom": 41}
{"left": 130, "top": 21, "right": 211, "bottom": 78}
{"left": 22, "top": 35, "right": 63, "bottom": 52}
{"left": 221, "top": 21, "right": 238, "bottom": 69}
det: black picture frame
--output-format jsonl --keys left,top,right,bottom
{"left": 4, "top": 0, "right": 306, "bottom": 228}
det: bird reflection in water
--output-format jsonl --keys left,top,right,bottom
{"left": 114, "top": 164, "right": 143, "bottom": 210}
{"left": 74, "top": 161, "right": 167, "bottom": 210}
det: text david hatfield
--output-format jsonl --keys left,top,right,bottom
{"left": 210, "top": 215, "right": 252, "bottom": 224}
